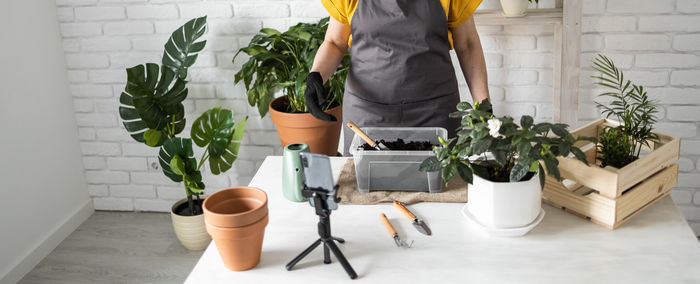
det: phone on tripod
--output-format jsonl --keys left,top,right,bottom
{"left": 299, "top": 152, "right": 338, "bottom": 210}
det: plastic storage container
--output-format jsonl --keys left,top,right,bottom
{"left": 349, "top": 127, "right": 447, "bottom": 193}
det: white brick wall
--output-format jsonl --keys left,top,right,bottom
{"left": 55, "top": 0, "right": 700, "bottom": 236}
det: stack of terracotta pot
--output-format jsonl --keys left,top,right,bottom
{"left": 203, "top": 187, "right": 269, "bottom": 271}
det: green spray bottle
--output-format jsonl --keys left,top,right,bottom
{"left": 282, "top": 143, "right": 310, "bottom": 202}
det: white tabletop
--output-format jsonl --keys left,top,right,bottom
{"left": 186, "top": 156, "right": 700, "bottom": 284}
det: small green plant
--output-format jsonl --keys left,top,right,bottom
{"left": 233, "top": 17, "right": 350, "bottom": 117}
{"left": 420, "top": 100, "right": 592, "bottom": 188}
{"left": 118, "top": 16, "right": 247, "bottom": 215}
{"left": 592, "top": 54, "right": 659, "bottom": 168}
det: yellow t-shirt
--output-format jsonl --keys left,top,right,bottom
{"left": 320, "top": 0, "right": 482, "bottom": 48}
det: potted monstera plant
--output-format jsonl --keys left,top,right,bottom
{"left": 233, "top": 17, "right": 350, "bottom": 155}
{"left": 119, "top": 16, "right": 247, "bottom": 250}
{"left": 501, "top": 0, "right": 538, "bottom": 16}
{"left": 420, "top": 100, "right": 591, "bottom": 236}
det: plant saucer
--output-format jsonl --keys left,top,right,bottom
{"left": 461, "top": 204, "right": 545, "bottom": 237}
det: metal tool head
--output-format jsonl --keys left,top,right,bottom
{"left": 412, "top": 219, "right": 432, "bottom": 236}
{"left": 376, "top": 141, "right": 390, "bottom": 150}
{"left": 393, "top": 235, "right": 413, "bottom": 248}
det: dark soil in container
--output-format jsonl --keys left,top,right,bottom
{"left": 361, "top": 138, "right": 436, "bottom": 151}
{"left": 174, "top": 198, "right": 204, "bottom": 216}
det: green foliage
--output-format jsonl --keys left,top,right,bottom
{"left": 592, "top": 54, "right": 659, "bottom": 167}
{"left": 420, "top": 100, "right": 592, "bottom": 188}
{"left": 597, "top": 127, "right": 634, "bottom": 168}
{"left": 233, "top": 17, "right": 351, "bottom": 117}
{"left": 117, "top": 17, "right": 246, "bottom": 214}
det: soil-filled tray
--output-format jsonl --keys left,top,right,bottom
{"left": 349, "top": 127, "right": 447, "bottom": 194}
{"left": 361, "top": 139, "right": 435, "bottom": 151}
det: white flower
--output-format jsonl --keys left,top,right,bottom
{"left": 487, "top": 118, "right": 503, "bottom": 138}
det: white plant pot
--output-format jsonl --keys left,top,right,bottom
{"left": 467, "top": 171, "right": 542, "bottom": 229}
{"left": 171, "top": 197, "right": 211, "bottom": 251}
{"left": 500, "top": 0, "right": 529, "bottom": 16}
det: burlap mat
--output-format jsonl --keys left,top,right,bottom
{"left": 337, "top": 159, "right": 468, "bottom": 205}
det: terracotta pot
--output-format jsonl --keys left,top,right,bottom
{"left": 269, "top": 96, "right": 342, "bottom": 156}
{"left": 203, "top": 187, "right": 270, "bottom": 271}
{"left": 206, "top": 215, "right": 269, "bottom": 271}
{"left": 203, "top": 187, "right": 268, "bottom": 228}
{"left": 171, "top": 198, "right": 211, "bottom": 251}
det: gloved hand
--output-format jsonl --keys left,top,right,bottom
{"left": 304, "top": 72, "right": 337, "bottom": 121}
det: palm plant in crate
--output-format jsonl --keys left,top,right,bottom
{"left": 592, "top": 54, "right": 659, "bottom": 168}
{"left": 420, "top": 100, "right": 592, "bottom": 235}
{"left": 233, "top": 17, "right": 350, "bottom": 155}
{"left": 118, "top": 16, "right": 247, "bottom": 250}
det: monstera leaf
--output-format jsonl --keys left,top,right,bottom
{"left": 119, "top": 63, "right": 187, "bottom": 146}
{"left": 191, "top": 107, "right": 247, "bottom": 175}
{"left": 163, "top": 16, "right": 207, "bottom": 79}
{"left": 158, "top": 137, "right": 201, "bottom": 187}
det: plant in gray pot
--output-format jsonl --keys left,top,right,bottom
{"left": 118, "top": 16, "right": 247, "bottom": 250}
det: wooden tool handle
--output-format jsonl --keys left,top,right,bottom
{"left": 393, "top": 201, "right": 416, "bottom": 219}
{"left": 346, "top": 121, "right": 376, "bottom": 147}
{"left": 380, "top": 213, "right": 397, "bottom": 236}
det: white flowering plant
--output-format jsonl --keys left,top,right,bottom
{"left": 420, "top": 100, "right": 593, "bottom": 188}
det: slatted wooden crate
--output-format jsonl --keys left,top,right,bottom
{"left": 542, "top": 118, "right": 680, "bottom": 229}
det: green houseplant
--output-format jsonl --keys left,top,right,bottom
{"left": 592, "top": 54, "right": 659, "bottom": 168}
{"left": 232, "top": 17, "right": 350, "bottom": 155}
{"left": 118, "top": 16, "right": 247, "bottom": 250}
{"left": 420, "top": 100, "right": 592, "bottom": 235}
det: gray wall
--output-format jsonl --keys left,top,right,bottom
{"left": 0, "top": 1, "right": 92, "bottom": 282}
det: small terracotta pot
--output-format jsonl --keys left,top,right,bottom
{"left": 206, "top": 215, "right": 269, "bottom": 271}
{"left": 269, "top": 96, "right": 342, "bottom": 156}
{"left": 203, "top": 187, "right": 270, "bottom": 271}
{"left": 171, "top": 198, "right": 210, "bottom": 251}
{"left": 203, "top": 187, "right": 268, "bottom": 228}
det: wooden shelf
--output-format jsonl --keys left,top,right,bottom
{"left": 474, "top": 8, "right": 563, "bottom": 25}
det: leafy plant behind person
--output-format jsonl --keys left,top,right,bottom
{"left": 118, "top": 17, "right": 247, "bottom": 215}
{"left": 233, "top": 17, "right": 350, "bottom": 117}
{"left": 419, "top": 100, "right": 593, "bottom": 189}
{"left": 592, "top": 54, "right": 659, "bottom": 168}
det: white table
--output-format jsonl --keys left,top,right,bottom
{"left": 186, "top": 156, "right": 700, "bottom": 283}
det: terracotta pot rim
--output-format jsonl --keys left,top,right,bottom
{"left": 170, "top": 196, "right": 207, "bottom": 217}
{"left": 206, "top": 214, "right": 269, "bottom": 239}
{"left": 269, "top": 96, "right": 342, "bottom": 128}
{"left": 203, "top": 187, "right": 268, "bottom": 227}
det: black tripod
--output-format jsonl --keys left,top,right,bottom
{"left": 285, "top": 186, "right": 358, "bottom": 279}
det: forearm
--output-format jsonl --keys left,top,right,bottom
{"left": 311, "top": 41, "right": 346, "bottom": 82}
{"left": 456, "top": 42, "right": 490, "bottom": 103}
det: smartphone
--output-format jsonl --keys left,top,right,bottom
{"left": 299, "top": 152, "right": 338, "bottom": 210}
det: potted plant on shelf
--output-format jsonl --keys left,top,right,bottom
{"left": 420, "top": 100, "right": 591, "bottom": 236}
{"left": 501, "top": 0, "right": 538, "bottom": 17}
{"left": 541, "top": 54, "right": 680, "bottom": 229}
{"left": 118, "top": 16, "right": 247, "bottom": 250}
{"left": 233, "top": 17, "right": 350, "bottom": 156}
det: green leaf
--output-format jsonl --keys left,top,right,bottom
{"left": 570, "top": 147, "right": 590, "bottom": 166}
{"left": 209, "top": 116, "right": 247, "bottom": 175}
{"left": 520, "top": 116, "right": 534, "bottom": 130}
{"left": 559, "top": 142, "right": 571, "bottom": 156}
{"left": 543, "top": 158, "right": 561, "bottom": 181}
{"left": 169, "top": 155, "right": 186, "bottom": 176}
{"left": 420, "top": 156, "right": 441, "bottom": 172}
{"left": 442, "top": 161, "right": 457, "bottom": 183}
{"left": 493, "top": 150, "right": 507, "bottom": 166}
{"left": 158, "top": 137, "right": 199, "bottom": 183}
{"left": 510, "top": 163, "right": 529, "bottom": 182}
{"left": 456, "top": 101, "right": 472, "bottom": 111}
{"left": 538, "top": 164, "right": 546, "bottom": 189}
{"left": 260, "top": 28, "right": 280, "bottom": 36}
{"left": 529, "top": 161, "right": 539, "bottom": 172}
{"left": 471, "top": 137, "right": 492, "bottom": 154}
{"left": 457, "top": 163, "right": 473, "bottom": 184}
{"left": 191, "top": 107, "right": 235, "bottom": 157}
{"left": 144, "top": 129, "right": 162, "bottom": 147}
{"left": 119, "top": 63, "right": 187, "bottom": 147}
{"left": 517, "top": 141, "right": 532, "bottom": 156}
{"left": 162, "top": 16, "right": 208, "bottom": 79}
{"left": 551, "top": 124, "right": 569, "bottom": 137}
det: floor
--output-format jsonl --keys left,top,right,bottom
{"left": 20, "top": 212, "right": 203, "bottom": 284}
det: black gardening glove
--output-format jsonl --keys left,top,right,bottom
{"left": 304, "top": 72, "right": 337, "bottom": 121}
{"left": 480, "top": 98, "right": 494, "bottom": 116}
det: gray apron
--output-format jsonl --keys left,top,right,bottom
{"left": 343, "top": 0, "right": 461, "bottom": 155}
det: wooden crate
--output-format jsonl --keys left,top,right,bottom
{"left": 542, "top": 118, "right": 680, "bottom": 229}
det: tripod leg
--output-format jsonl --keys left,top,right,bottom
{"left": 286, "top": 239, "right": 322, "bottom": 271}
{"left": 323, "top": 242, "right": 331, "bottom": 264}
{"left": 332, "top": 237, "right": 345, "bottom": 243}
{"left": 326, "top": 240, "right": 358, "bottom": 279}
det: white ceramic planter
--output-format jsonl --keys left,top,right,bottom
{"left": 500, "top": 0, "right": 529, "bottom": 16}
{"left": 467, "top": 171, "right": 542, "bottom": 229}
{"left": 171, "top": 197, "right": 211, "bottom": 251}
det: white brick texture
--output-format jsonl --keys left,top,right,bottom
{"left": 55, "top": 0, "right": 700, "bottom": 237}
